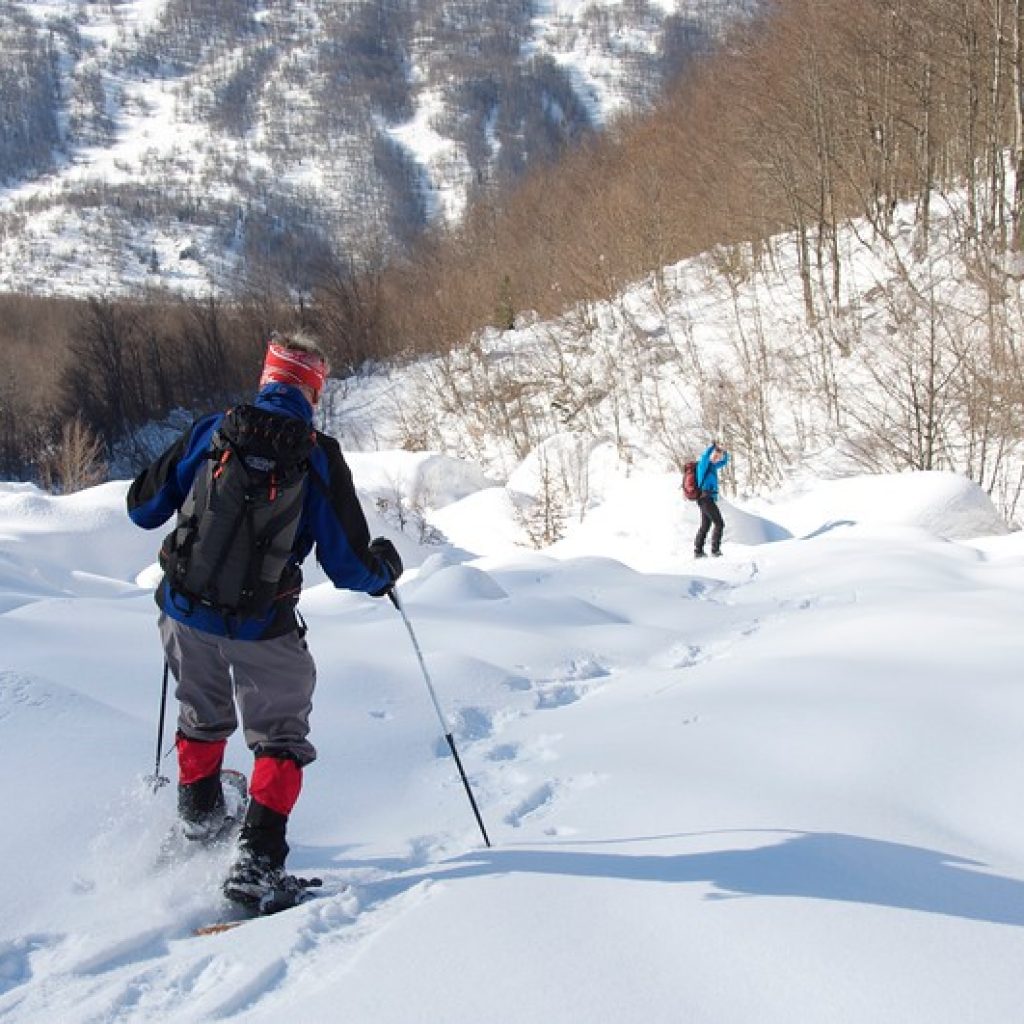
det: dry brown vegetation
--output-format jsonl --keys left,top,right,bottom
{"left": 372, "top": 0, "right": 1024, "bottom": 355}
{"left": 0, "top": 290, "right": 381, "bottom": 488}
{"left": 6, "top": 0, "right": 1024, "bottom": 498}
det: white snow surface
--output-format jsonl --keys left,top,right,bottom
{"left": 0, "top": 461, "right": 1022, "bottom": 1023}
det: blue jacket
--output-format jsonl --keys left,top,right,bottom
{"left": 127, "top": 383, "right": 391, "bottom": 640}
{"left": 696, "top": 444, "right": 729, "bottom": 500}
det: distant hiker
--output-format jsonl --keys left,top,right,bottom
{"left": 693, "top": 441, "right": 729, "bottom": 558}
{"left": 127, "top": 330, "right": 403, "bottom": 910}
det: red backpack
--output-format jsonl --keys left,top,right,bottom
{"left": 681, "top": 460, "right": 702, "bottom": 501}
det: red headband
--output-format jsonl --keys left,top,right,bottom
{"left": 259, "top": 341, "right": 329, "bottom": 401}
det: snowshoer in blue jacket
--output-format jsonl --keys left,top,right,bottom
{"left": 694, "top": 441, "right": 729, "bottom": 558}
{"left": 127, "top": 330, "right": 403, "bottom": 910}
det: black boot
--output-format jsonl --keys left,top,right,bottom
{"left": 223, "top": 801, "right": 322, "bottom": 913}
{"left": 177, "top": 773, "right": 226, "bottom": 843}
{"left": 223, "top": 801, "right": 294, "bottom": 909}
{"left": 237, "top": 800, "right": 290, "bottom": 869}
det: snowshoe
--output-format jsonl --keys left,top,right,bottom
{"left": 195, "top": 877, "right": 342, "bottom": 935}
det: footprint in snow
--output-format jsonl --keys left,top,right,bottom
{"left": 653, "top": 642, "right": 706, "bottom": 670}
{"left": 532, "top": 657, "right": 610, "bottom": 709}
{"left": 504, "top": 782, "right": 558, "bottom": 827}
{"left": 0, "top": 934, "right": 60, "bottom": 996}
{"left": 485, "top": 733, "right": 560, "bottom": 765}
{"left": 534, "top": 682, "right": 592, "bottom": 709}
{"left": 452, "top": 706, "right": 494, "bottom": 742}
{"left": 652, "top": 617, "right": 763, "bottom": 673}
{"left": 503, "top": 773, "right": 602, "bottom": 829}
{"left": 486, "top": 742, "right": 520, "bottom": 762}
{"left": 66, "top": 925, "right": 171, "bottom": 977}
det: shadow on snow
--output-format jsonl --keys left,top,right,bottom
{"left": 351, "top": 830, "right": 1024, "bottom": 928}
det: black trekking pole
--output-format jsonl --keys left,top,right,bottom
{"left": 388, "top": 589, "right": 491, "bottom": 848}
{"left": 145, "top": 660, "right": 172, "bottom": 793}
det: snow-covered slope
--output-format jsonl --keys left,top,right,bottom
{"left": 318, "top": 181, "right": 1024, "bottom": 530}
{"left": 0, "top": 461, "right": 1022, "bottom": 1023}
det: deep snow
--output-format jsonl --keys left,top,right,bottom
{"left": 0, "top": 459, "right": 1022, "bottom": 1023}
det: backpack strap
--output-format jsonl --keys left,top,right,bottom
{"left": 163, "top": 448, "right": 217, "bottom": 583}
{"left": 192, "top": 483, "right": 252, "bottom": 607}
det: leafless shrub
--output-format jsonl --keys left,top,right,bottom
{"left": 511, "top": 448, "right": 569, "bottom": 548}
{"left": 39, "top": 416, "right": 106, "bottom": 494}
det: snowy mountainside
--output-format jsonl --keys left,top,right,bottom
{"left": 0, "top": 456, "right": 1022, "bottom": 1022}
{"left": 0, "top": 0, "right": 740, "bottom": 298}
{"left": 315, "top": 189, "right": 1024, "bottom": 529}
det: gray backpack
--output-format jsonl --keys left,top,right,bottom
{"left": 161, "top": 405, "right": 315, "bottom": 617}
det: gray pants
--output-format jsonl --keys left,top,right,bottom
{"left": 159, "top": 613, "right": 318, "bottom": 766}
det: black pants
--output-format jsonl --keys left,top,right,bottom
{"left": 695, "top": 495, "right": 724, "bottom": 554}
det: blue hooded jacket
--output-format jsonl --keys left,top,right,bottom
{"left": 127, "top": 383, "right": 391, "bottom": 640}
{"left": 695, "top": 444, "right": 729, "bottom": 500}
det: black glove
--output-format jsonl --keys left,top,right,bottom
{"left": 368, "top": 536, "right": 403, "bottom": 597}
